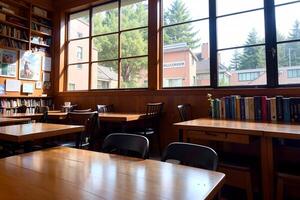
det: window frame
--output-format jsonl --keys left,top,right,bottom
{"left": 66, "top": 0, "right": 149, "bottom": 92}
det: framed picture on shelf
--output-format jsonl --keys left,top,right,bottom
{"left": 0, "top": 49, "right": 17, "bottom": 78}
{"left": 19, "top": 50, "right": 41, "bottom": 81}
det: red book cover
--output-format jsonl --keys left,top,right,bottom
{"left": 261, "top": 96, "right": 267, "bottom": 121}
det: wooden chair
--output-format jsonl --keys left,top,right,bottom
{"left": 97, "top": 104, "right": 114, "bottom": 113}
{"left": 35, "top": 106, "right": 49, "bottom": 122}
{"left": 102, "top": 133, "right": 149, "bottom": 159}
{"left": 63, "top": 111, "right": 100, "bottom": 149}
{"left": 177, "top": 104, "right": 192, "bottom": 121}
{"left": 17, "top": 105, "right": 27, "bottom": 113}
{"left": 161, "top": 142, "right": 218, "bottom": 170}
{"left": 134, "top": 102, "right": 164, "bottom": 154}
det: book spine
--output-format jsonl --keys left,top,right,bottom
{"left": 225, "top": 97, "right": 231, "bottom": 119}
{"left": 240, "top": 97, "right": 245, "bottom": 120}
{"left": 267, "top": 98, "right": 271, "bottom": 121}
{"left": 270, "top": 98, "right": 277, "bottom": 121}
{"left": 231, "top": 96, "right": 236, "bottom": 120}
{"left": 254, "top": 96, "right": 262, "bottom": 121}
{"left": 261, "top": 96, "right": 268, "bottom": 121}
{"left": 236, "top": 97, "right": 241, "bottom": 120}
{"left": 248, "top": 97, "right": 254, "bottom": 120}
{"left": 276, "top": 96, "right": 284, "bottom": 121}
{"left": 221, "top": 97, "right": 226, "bottom": 119}
{"left": 283, "top": 98, "right": 291, "bottom": 123}
{"left": 245, "top": 97, "right": 250, "bottom": 120}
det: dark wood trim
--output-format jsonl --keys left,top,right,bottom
{"left": 209, "top": 0, "right": 218, "bottom": 88}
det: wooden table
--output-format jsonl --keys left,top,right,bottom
{"left": 0, "top": 117, "right": 31, "bottom": 126}
{"left": 0, "top": 123, "right": 84, "bottom": 143}
{"left": 98, "top": 112, "right": 145, "bottom": 122}
{"left": 174, "top": 118, "right": 300, "bottom": 200}
{"left": 0, "top": 147, "right": 225, "bottom": 200}
{"left": 0, "top": 113, "right": 44, "bottom": 119}
{"left": 48, "top": 112, "right": 68, "bottom": 120}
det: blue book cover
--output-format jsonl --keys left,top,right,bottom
{"left": 240, "top": 97, "right": 245, "bottom": 120}
{"left": 254, "top": 96, "right": 262, "bottom": 121}
{"left": 215, "top": 99, "right": 220, "bottom": 119}
{"left": 230, "top": 96, "right": 236, "bottom": 120}
{"left": 283, "top": 98, "right": 291, "bottom": 122}
{"left": 225, "top": 96, "right": 231, "bottom": 119}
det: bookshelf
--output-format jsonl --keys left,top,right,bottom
{"left": 0, "top": 1, "right": 53, "bottom": 55}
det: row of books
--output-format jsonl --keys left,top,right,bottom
{"left": 1, "top": 107, "right": 38, "bottom": 114}
{"left": 0, "top": 98, "right": 52, "bottom": 109}
{"left": 31, "top": 36, "right": 51, "bottom": 46}
{"left": 32, "top": 17, "right": 52, "bottom": 27}
{"left": 210, "top": 96, "right": 300, "bottom": 123}
{"left": 32, "top": 23, "right": 52, "bottom": 35}
{"left": 0, "top": 24, "right": 28, "bottom": 40}
{"left": 0, "top": 38, "right": 27, "bottom": 49}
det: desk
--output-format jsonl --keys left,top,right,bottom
{"left": 0, "top": 113, "right": 44, "bottom": 120}
{"left": 48, "top": 112, "right": 68, "bottom": 120}
{"left": 0, "top": 147, "right": 225, "bottom": 200}
{"left": 99, "top": 113, "right": 145, "bottom": 122}
{"left": 0, "top": 123, "right": 84, "bottom": 143}
{"left": 0, "top": 117, "right": 31, "bottom": 126}
{"left": 174, "top": 118, "right": 300, "bottom": 200}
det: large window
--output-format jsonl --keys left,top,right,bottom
{"left": 216, "top": 0, "right": 266, "bottom": 87}
{"left": 162, "top": 0, "right": 210, "bottom": 88}
{"left": 275, "top": 0, "right": 300, "bottom": 85}
{"left": 67, "top": 0, "right": 148, "bottom": 91}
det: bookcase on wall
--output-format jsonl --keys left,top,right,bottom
{"left": 0, "top": 0, "right": 53, "bottom": 55}
{"left": 0, "top": 0, "right": 53, "bottom": 113}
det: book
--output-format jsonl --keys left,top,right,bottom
{"left": 254, "top": 96, "right": 262, "bottom": 121}
{"left": 248, "top": 97, "right": 254, "bottom": 120}
{"left": 225, "top": 96, "right": 231, "bottom": 119}
{"left": 240, "top": 97, "right": 245, "bottom": 120}
{"left": 291, "top": 98, "right": 300, "bottom": 122}
{"left": 261, "top": 96, "right": 268, "bottom": 121}
{"left": 270, "top": 97, "right": 277, "bottom": 121}
{"left": 231, "top": 96, "right": 236, "bottom": 120}
{"left": 267, "top": 98, "right": 271, "bottom": 121}
{"left": 235, "top": 96, "right": 241, "bottom": 120}
{"left": 283, "top": 98, "right": 291, "bottom": 123}
{"left": 220, "top": 97, "right": 226, "bottom": 119}
{"left": 276, "top": 96, "right": 284, "bottom": 121}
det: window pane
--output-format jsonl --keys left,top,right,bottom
{"left": 121, "top": 0, "right": 148, "bottom": 30}
{"left": 218, "top": 47, "right": 266, "bottom": 86}
{"left": 217, "top": 0, "right": 263, "bottom": 16}
{"left": 278, "top": 42, "right": 300, "bottom": 84}
{"left": 68, "top": 39, "right": 89, "bottom": 64}
{"left": 69, "top": 11, "right": 89, "bottom": 40}
{"left": 163, "top": 0, "right": 209, "bottom": 26}
{"left": 121, "top": 28, "right": 148, "bottom": 58}
{"left": 163, "top": 20, "right": 210, "bottom": 87}
{"left": 92, "top": 2, "right": 118, "bottom": 35}
{"left": 68, "top": 64, "right": 89, "bottom": 90}
{"left": 121, "top": 57, "right": 148, "bottom": 88}
{"left": 275, "top": 0, "right": 299, "bottom": 5}
{"left": 91, "top": 61, "right": 118, "bottom": 89}
{"left": 276, "top": 2, "right": 300, "bottom": 42}
{"left": 217, "top": 11, "right": 265, "bottom": 49}
{"left": 92, "top": 34, "right": 118, "bottom": 61}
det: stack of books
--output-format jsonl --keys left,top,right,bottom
{"left": 210, "top": 95, "right": 300, "bottom": 123}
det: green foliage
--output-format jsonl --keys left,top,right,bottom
{"left": 92, "top": 2, "right": 148, "bottom": 87}
{"left": 230, "top": 50, "right": 242, "bottom": 70}
{"left": 237, "top": 29, "right": 265, "bottom": 70}
{"left": 163, "top": 0, "right": 200, "bottom": 49}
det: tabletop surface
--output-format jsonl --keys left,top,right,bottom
{"left": 0, "top": 113, "right": 44, "bottom": 118}
{"left": 98, "top": 112, "right": 145, "bottom": 122}
{"left": 0, "top": 117, "right": 31, "bottom": 125}
{"left": 0, "top": 123, "right": 84, "bottom": 142}
{"left": 174, "top": 118, "right": 300, "bottom": 138}
{"left": 0, "top": 147, "right": 225, "bottom": 200}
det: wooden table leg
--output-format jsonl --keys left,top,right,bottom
{"left": 260, "top": 136, "right": 274, "bottom": 200}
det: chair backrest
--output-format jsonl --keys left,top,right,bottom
{"left": 35, "top": 106, "right": 49, "bottom": 114}
{"left": 146, "top": 102, "right": 164, "bottom": 118}
{"left": 68, "top": 112, "right": 99, "bottom": 147}
{"left": 102, "top": 133, "right": 149, "bottom": 159}
{"left": 73, "top": 109, "right": 93, "bottom": 113}
{"left": 62, "top": 104, "right": 78, "bottom": 112}
{"left": 35, "top": 106, "right": 49, "bottom": 122}
{"left": 17, "top": 105, "right": 27, "bottom": 113}
{"left": 177, "top": 104, "right": 192, "bottom": 121}
{"left": 97, "top": 104, "right": 114, "bottom": 113}
{"left": 161, "top": 142, "right": 218, "bottom": 171}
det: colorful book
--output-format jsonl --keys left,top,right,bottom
{"left": 225, "top": 96, "right": 231, "bottom": 119}
{"left": 291, "top": 98, "right": 300, "bottom": 122}
{"left": 266, "top": 98, "right": 271, "bottom": 121}
{"left": 240, "top": 97, "right": 245, "bottom": 120}
{"left": 283, "top": 98, "right": 291, "bottom": 123}
{"left": 231, "top": 96, "right": 236, "bottom": 120}
{"left": 248, "top": 97, "right": 254, "bottom": 120}
{"left": 235, "top": 96, "right": 241, "bottom": 120}
{"left": 270, "top": 97, "right": 277, "bottom": 121}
